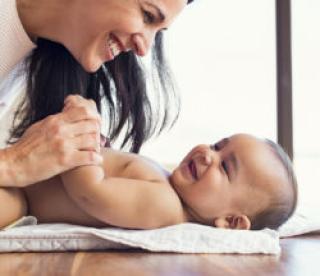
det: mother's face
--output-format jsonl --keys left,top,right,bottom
{"left": 63, "top": 0, "right": 187, "bottom": 72}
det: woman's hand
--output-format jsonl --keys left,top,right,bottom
{"left": 0, "top": 95, "right": 103, "bottom": 187}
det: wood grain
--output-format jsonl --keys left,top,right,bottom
{"left": 0, "top": 234, "right": 318, "bottom": 276}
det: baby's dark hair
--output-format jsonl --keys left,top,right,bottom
{"left": 250, "top": 140, "right": 298, "bottom": 230}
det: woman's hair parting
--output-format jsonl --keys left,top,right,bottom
{"left": 9, "top": 30, "right": 180, "bottom": 153}
{"left": 250, "top": 140, "right": 298, "bottom": 230}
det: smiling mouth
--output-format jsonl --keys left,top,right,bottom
{"left": 188, "top": 160, "right": 198, "bottom": 180}
{"left": 107, "top": 34, "right": 123, "bottom": 58}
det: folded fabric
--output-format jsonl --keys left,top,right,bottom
{"left": 278, "top": 211, "right": 320, "bottom": 237}
{"left": 0, "top": 219, "right": 280, "bottom": 254}
{"left": 1, "top": 209, "right": 319, "bottom": 254}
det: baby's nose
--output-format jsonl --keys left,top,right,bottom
{"left": 198, "top": 154, "right": 212, "bottom": 165}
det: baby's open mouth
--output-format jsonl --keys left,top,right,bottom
{"left": 188, "top": 160, "right": 198, "bottom": 180}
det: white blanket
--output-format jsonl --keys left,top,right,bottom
{"left": 278, "top": 209, "right": 320, "bottom": 237}
{"left": 0, "top": 211, "right": 319, "bottom": 254}
{"left": 0, "top": 220, "right": 280, "bottom": 254}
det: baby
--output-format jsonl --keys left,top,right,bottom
{"left": 2, "top": 134, "right": 297, "bottom": 230}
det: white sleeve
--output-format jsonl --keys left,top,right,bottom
{"left": 0, "top": 0, "right": 36, "bottom": 82}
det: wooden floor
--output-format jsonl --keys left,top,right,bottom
{"left": 0, "top": 234, "right": 319, "bottom": 276}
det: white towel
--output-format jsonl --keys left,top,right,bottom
{"left": 279, "top": 209, "right": 320, "bottom": 237}
{"left": 0, "top": 220, "right": 280, "bottom": 254}
{"left": 0, "top": 209, "right": 319, "bottom": 254}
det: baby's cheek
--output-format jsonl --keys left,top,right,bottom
{"left": 170, "top": 169, "right": 185, "bottom": 187}
{"left": 203, "top": 171, "right": 223, "bottom": 191}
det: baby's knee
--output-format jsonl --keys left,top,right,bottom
{"left": 0, "top": 188, "right": 27, "bottom": 229}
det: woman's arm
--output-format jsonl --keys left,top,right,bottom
{"left": 61, "top": 165, "right": 181, "bottom": 229}
{"left": 0, "top": 95, "right": 102, "bottom": 187}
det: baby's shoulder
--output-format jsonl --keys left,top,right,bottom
{"left": 121, "top": 153, "right": 169, "bottom": 183}
{"left": 102, "top": 148, "right": 169, "bottom": 182}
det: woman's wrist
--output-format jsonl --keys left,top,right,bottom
{"left": 0, "top": 148, "right": 16, "bottom": 187}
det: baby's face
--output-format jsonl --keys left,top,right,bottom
{"left": 170, "top": 134, "right": 288, "bottom": 226}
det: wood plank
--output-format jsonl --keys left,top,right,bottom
{"left": 0, "top": 234, "right": 319, "bottom": 276}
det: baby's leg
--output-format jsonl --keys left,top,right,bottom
{"left": 0, "top": 188, "right": 28, "bottom": 228}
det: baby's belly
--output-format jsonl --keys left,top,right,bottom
{"left": 23, "top": 176, "right": 107, "bottom": 227}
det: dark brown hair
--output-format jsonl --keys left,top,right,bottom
{"left": 9, "top": 33, "right": 176, "bottom": 152}
{"left": 250, "top": 140, "right": 298, "bottom": 230}
{"left": 9, "top": 1, "right": 195, "bottom": 153}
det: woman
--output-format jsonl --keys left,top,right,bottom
{"left": 0, "top": 0, "right": 194, "bottom": 189}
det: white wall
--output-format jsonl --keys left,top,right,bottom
{"left": 292, "top": 0, "right": 320, "bottom": 207}
{"left": 139, "top": 0, "right": 320, "bottom": 209}
{"left": 141, "top": 0, "right": 276, "bottom": 164}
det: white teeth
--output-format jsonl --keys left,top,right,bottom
{"left": 107, "top": 37, "right": 121, "bottom": 57}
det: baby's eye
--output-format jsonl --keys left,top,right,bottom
{"left": 222, "top": 161, "right": 229, "bottom": 177}
{"left": 212, "top": 138, "right": 229, "bottom": 152}
{"left": 212, "top": 143, "right": 220, "bottom": 151}
{"left": 143, "top": 10, "right": 156, "bottom": 24}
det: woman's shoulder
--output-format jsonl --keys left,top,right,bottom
{"left": 0, "top": 0, "right": 36, "bottom": 80}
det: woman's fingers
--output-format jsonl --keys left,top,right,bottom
{"left": 73, "top": 133, "right": 100, "bottom": 152}
{"left": 71, "top": 151, "right": 103, "bottom": 168}
{"left": 63, "top": 95, "right": 100, "bottom": 124}
{"left": 1, "top": 96, "right": 104, "bottom": 188}
{"left": 64, "top": 95, "right": 97, "bottom": 113}
{"left": 3, "top": 122, "right": 103, "bottom": 188}
{"left": 62, "top": 96, "right": 102, "bottom": 150}
{"left": 62, "top": 97, "right": 102, "bottom": 151}
{"left": 63, "top": 104, "right": 101, "bottom": 124}
{"left": 67, "top": 120, "right": 100, "bottom": 137}
{"left": 3, "top": 96, "right": 102, "bottom": 187}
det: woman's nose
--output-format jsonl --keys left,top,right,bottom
{"left": 132, "top": 29, "right": 156, "bottom": 57}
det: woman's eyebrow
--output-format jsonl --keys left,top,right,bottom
{"left": 145, "top": 2, "right": 166, "bottom": 22}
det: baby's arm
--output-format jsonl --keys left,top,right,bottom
{"left": 61, "top": 165, "right": 181, "bottom": 229}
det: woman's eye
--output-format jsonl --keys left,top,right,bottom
{"left": 143, "top": 10, "right": 156, "bottom": 24}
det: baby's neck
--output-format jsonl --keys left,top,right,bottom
{"left": 169, "top": 186, "right": 200, "bottom": 225}
{"left": 180, "top": 203, "right": 200, "bottom": 223}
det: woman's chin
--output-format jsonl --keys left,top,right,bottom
{"left": 86, "top": 60, "right": 103, "bottom": 73}
{"left": 80, "top": 55, "right": 104, "bottom": 73}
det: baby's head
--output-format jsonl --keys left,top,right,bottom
{"left": 170, "top": 134, "right": 297, "bottom": 230}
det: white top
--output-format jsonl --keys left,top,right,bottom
{"left": 0, "top": 0, "right": 108, "bottom": 145}
{"left": 0, "top": 0, "right": 35, "bottom": 102}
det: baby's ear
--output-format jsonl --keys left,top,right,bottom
{"left": 213, "top": 215, "right": 251, "bottom": 230}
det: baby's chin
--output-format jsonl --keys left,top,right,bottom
{"left": 168, "top": 172, "right": 177, "bottom": 187}
{"left": 168, "top": 172, "right": 183, "bottom": 193}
